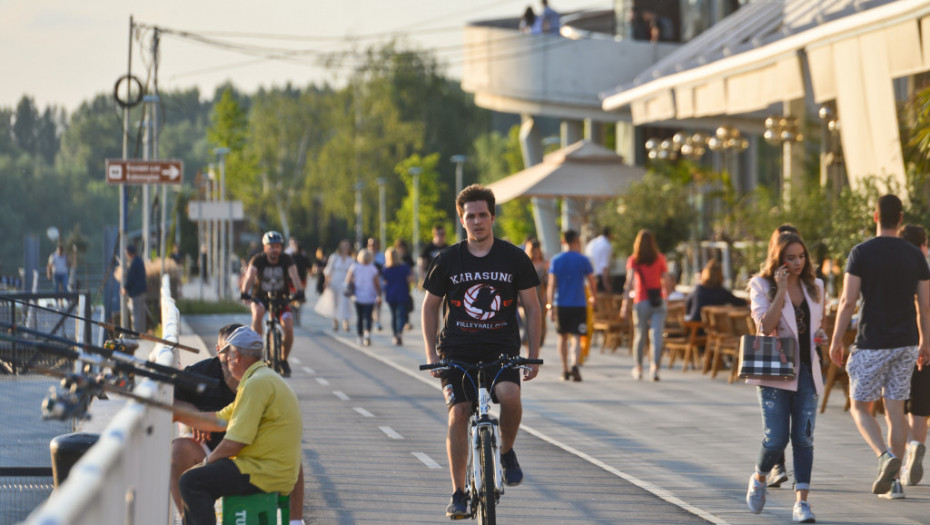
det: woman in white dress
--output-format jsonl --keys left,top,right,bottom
{"left": 324, "top": 239, "right": 354, "bottom": 331}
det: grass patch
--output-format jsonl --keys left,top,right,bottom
{"left": 176, "top": 299, "right": 249, "bottom": 315}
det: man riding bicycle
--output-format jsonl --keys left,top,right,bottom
{"left": 421, "top": 184, "right": 542, "bottom": 519}
{"left": 240, "top": 231, "right": 304, "bottom": 377}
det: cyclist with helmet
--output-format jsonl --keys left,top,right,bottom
{"left": 240, "top": 231, "right": 304, "bottom": 377}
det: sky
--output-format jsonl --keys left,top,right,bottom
{"left": 1, "top": 0, "right": 608, "bottom": 113}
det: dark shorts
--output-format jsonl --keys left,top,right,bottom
{"left": 439, "top": 353, "right": 521, "bottom": 409}
{"left": 906, "top": 365, "right": 930, "bottom": 416}
{"left": 556, "top": 306, "right": 588, "bottom": 335}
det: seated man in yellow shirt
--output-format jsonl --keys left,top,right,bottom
{"left": 176, "top": 326, "right": 302, "bottom": 525}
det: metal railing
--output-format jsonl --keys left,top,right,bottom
{"left": 25, "top": 275, "right": 178, "bottom": 525}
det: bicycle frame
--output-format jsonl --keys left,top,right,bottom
{"left": 470, "top": 372, "right": 504, "bottom": 505}
{"left": 420, "top": 355, "right": 542, "bottom": 524}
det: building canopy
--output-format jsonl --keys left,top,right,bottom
{"left": 601, "top": 0, "right": 930, "bottom": 189}
{"left": 486, "top": 140, "right": 645, "bottom": 203}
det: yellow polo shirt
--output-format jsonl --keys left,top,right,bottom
{"left": 217, "top": 361, "right": 301, "bottom": 493}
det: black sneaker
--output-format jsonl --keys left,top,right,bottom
{"left": 445, "top": 490, "right": 468, "bottom": 519}
{"left": 501, "top": 449, "right": 523, "bottom": 486}
{"left": 571, "top": 365, "right": 582, "bottom": 382}
{"left": 561, "top": 371, "right": 571, "bottom": 381}
{"left": 280, "top": 360, "right": 291, "bottom": 378}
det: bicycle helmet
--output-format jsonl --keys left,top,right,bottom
{"left": 262, "top": 231, "right": 284, "bottom": 245}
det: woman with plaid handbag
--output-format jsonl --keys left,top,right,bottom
{"left": 744, "top": 232, "right": 826, "bottom": 523}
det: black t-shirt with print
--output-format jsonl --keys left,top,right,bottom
{"left": 423, "top": 238, "right": 540, "bottom": 359}
{"left": 248, "top": 252, "right": 295, "bottom": 297}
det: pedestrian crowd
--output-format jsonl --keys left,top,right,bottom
{"left": 167, "top": 186, "right": 929, "bottom": 524}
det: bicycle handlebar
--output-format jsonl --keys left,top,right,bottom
{"left": 419, "top": 355, "right": 543, "bottom": 371}
{"left": 240, "top": 292, "right": 297, "bottom": 305}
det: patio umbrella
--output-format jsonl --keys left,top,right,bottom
{"left": 486, "top": 140, "right": 646, "bottom": 204}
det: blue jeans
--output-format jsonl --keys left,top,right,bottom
{"left": 755, "top": 363, "right": 818, "bottom": 491}
{"left": 388, "top": 301, "right": 409, "bottom": 336}
{"left": 633, "top": 300, "right": 667, "bottom": 368}
{"left": 355, "top": 302, "right": 374, "bottom": 336}
{"left": 53, "top": 273, "right": 68, "bottom": 293}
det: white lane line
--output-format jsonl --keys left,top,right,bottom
{"left": 411, "top": 452, "right": 442, "bottom": 469}
{"left": 302, "top": 366, "right": 315, "bottom": 375}
{"left": 353, "top": 407, "right": 374, "bottom": 418}
{"left": 340, "top": 332, "right": 731, "bottom": 525}
{"left": 332, "top": 391, "right": 350, "bottom": 401}
{"left": 290, "top": 357, "right": 302, "bottom": 365}
{"left": 379, "top": 426, "right": 404, "bottom": 440}
{"left": 315, "top": 377, "right": 330, "bottom": 386}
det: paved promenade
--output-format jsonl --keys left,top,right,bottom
{"left": 179, "top": 284, "right": 930, "bottom": 524}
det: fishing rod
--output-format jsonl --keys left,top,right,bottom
{"left": 2, "top": 296, "right": 199, "bottom": 353}
{"left": 0, "top": 333, "right": 218, "bottom": 393}
{"left": 0, "top": 322, "right": 217, "bottom": 390}
{"left": 34, "top": 364, "right": 210, "bottom": 422}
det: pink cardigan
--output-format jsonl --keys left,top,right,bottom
{"left": 747, "top": 276, "right": 825, "bottom": 396}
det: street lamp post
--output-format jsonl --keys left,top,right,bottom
{"left": 376, "top": 177, "right": 386, "bottom": 252}
{"left": 354, "top": 181, "right": 365, "bottom": 251}
{"left": 450, "top": 155, "right": 466, "bottom": 241}
{"left": 409, "top": 167, "right": 422, "bottom": 262}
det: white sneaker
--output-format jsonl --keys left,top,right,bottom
{"left": 904, "top": 441, "right": 925, "bottom": 486}
{"left": 792, "top": 500, "right": 816, "bottom": 523}
{"left": 746, "top": 474, "right": 766, "bottom": 514}
{"left": 631, "top": 366, "right": 643, "bottom": 380}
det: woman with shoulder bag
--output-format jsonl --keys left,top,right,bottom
{"left": 745, "top": 231, "right": 826, "bottom": 523}
{"left": 620, "top": 229, "right": 669, "bottom": 381}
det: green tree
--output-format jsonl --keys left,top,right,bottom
{"left": 386, "top": 153, "right": 450, "bottom": 246}
{"left": 597, "top": 170, "right": 696, "bottom": 258}
{"left": 473, "top": 125, "right": 536, "bottom": 244}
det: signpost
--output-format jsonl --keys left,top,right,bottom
{"left": 105, "top": 159, "right": 184, "bottom": 185}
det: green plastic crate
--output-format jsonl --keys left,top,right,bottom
{"left": 221, "top": 492, "right": 289, "bottom": 525}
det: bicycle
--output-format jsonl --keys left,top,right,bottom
{"left": 242, "top": 291, "right": 292, "bottom": 376}
{"left": 419, "top": 354, "right": 543, "bottom": 525}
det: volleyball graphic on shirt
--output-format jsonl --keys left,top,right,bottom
{"left": 463, "top": 283, "right": 500, "bottom": 320}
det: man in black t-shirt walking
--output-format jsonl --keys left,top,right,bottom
{"left": 418, "top": 224, "right": 447, "bottom": 285}
{"left": 422, "top": 184, "right": 542, "bottom": 518}
{"left": 830, "top": 194, "right": 930, "bottom": 499}
{"left": 240, "top": 231, "right": 304, "bottom": 376}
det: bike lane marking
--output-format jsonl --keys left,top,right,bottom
{"left": 301, "top": 366, "right": 315, "bottom": 375}
{"left": 353, "top": 407, "right": 374, "bottom": 418}
{"left": 315, "top": 377, "right": 329, "bottom": 386}
{"left": 411, "top": 452, "right": 442, "bottom": 469}
{"left": 379, "top": 426, "right": 404, "bottom": 440}
{"left": 339, "top": 333, "right": 732, "bottom": 525}
{"left": 290, "top": 357, "right": 302, "bottom": 365}
{"left": 332, "top": 391, "right": 350, "bottom": 401}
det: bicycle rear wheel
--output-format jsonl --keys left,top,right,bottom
{"left": 477, "top": 426, "right": 496, "bottom": 525}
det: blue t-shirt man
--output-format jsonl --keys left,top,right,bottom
{"left": 548, "top": 251, "right": 593, "bottom": 307}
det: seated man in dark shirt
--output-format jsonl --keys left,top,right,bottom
{"left": 170, "top": 323, "right": 242, "bottom": 514}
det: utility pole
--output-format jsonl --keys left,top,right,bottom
{"left": 215, "top": 147, "right": 230, "bottom": 299}
{"left": 119, "top": 16, "right": 133, "bottom": 328}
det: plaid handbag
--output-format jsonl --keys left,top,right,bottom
{"left": 738, "top": 334, "right": 796, "bottom": 381}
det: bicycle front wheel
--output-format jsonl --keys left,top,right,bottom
{"left": 271, "top": 326, "right": 283, "bottom": 374}
{"left": 477, "top": 426, "right": 496, "bottom": 525}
